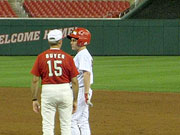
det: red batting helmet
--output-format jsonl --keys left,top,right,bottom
{"left": 67, "top": 27, "right": 91, "bottom": 46}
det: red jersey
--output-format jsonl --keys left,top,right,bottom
{"left": 31, "top": 48, "right": 79, "bottom": 84}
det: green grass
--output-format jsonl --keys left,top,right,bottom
{"left": 0, "top": 56, "right": 180, "bottom": 92}
{"left": 92, "top": 56, "right": 180, "bottom": 92}
{"left": 0, "top": 56, "right": 35, "bottom": 88}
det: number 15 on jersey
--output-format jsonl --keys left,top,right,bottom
{"left": 47, "top": 60, "right": 62, "bottom": 77}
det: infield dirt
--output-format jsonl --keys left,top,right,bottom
{"left": 0, "top": 88, "right": 180, "bottom": 135}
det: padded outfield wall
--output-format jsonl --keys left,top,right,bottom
{"left": 0, "top": 19, "right": 180, "bottom": 56}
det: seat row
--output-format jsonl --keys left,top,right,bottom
{"left": 0, "top": 0, "right": 17, "bottom": 17}
{"left": 23, "top": 0, "right": 130, "bottom": 18}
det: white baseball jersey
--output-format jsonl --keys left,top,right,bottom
{"left": 71, "top": 48, "right": 93, "bottom": 135}
{"left": 73, "top": 48, "right": 93, "bottom": 87}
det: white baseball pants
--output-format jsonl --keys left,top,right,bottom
{"left": 71, "top": 87, "right": 93, "bottom": 135}
{"left": 41, "top": 84, "right": 73, "bottom": 135}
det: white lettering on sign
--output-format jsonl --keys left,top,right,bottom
{"left": 0, "top": 35, "right": 5, "bottom": 44}
{"left": 0, "top": 27, "right": 77, "bottom": 45}
{"left": 24, "top": 32, "right": 34, "bottom": 42}
{"left": 4, "top": 35, "right": 10, "bottom": 44}
{"left": 0, "top": 31, "right": 41, "bottom": 45}
{"left": 43, "top": 30, "right": 49, "bottom": 40}
{"left": 43, "top": 27, "right": 77, "bottom": 40}
{"left": 34, "top": 31, "right": 41, "bottom": 41}
{"left": 11, "top": 33, "right": 17, "bottom": 43}
{"left": 17, "top": 33, "right": 24, "bottom": 42}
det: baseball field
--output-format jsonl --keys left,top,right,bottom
{"left": 0, "top": 56, "right": 180, "bottom": 135}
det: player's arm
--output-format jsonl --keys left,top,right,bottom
{"left": 71, "top": 76, "right": 79, "bottom": 113}
{"left": 83, "top": 71, "right": 93, "bottom": 106}
{"left": 31, "top": 75, "right": 40, "bottom": 113}
{"left": 71, "top": 76, "right": 79, "bottom": 101}
{"left": 83, "top": 71, "right": 91, "bottom": 94}
{"left": 31, "top": 75, "right": 40, "bottom": 100}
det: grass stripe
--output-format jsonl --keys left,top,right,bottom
{"left": 0, "top": 56, "right": 179, "bottom": 92}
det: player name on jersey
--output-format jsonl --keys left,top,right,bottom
{"left": 46, "top": 53, "right": 65, "bottom": 59}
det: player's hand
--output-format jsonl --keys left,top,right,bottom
{"left": 32, "top": 100, "right": 40, "bottom": 113}
{"left": 72, "top": 101, "right": 77, "bottom": 114}
{"left": 85, "top": 93, "right": 93, "bottom": 107}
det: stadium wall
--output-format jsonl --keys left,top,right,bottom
{"left": 0, "top": 19, "right": 179, "bottom": 56}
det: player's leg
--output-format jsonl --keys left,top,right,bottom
{"left": 79, "top": 88, "right": 93, "bottom": 135}
{"left": 79, "top": 106, "right": 91, "bottom": 135}
{"left": 58, "top": 87, "right": 73, "bottom": 135}
{"left": 41, "top": 85, "right": 59, "bottom": 135}
{"left": 71, "top": 87, "right": 85, "bottom": 135}
{"left": 71, "top": 118, "right": 81, "bottom": 135}
{"left": 41, "top": 97, "right": 56, "bottom": 135}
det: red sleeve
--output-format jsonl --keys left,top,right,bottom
{"left": 69, "top": 57, "right": 79, "bottom": 78}
{"left": 31, "top": 56, "right": 40, "bottom": 76}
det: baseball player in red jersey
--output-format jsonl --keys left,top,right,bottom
{"left": 31, "top": 29, "right": 79, "bottom": 135}
{"left": 67, "top": 28, "right": 93, "bottom": 135}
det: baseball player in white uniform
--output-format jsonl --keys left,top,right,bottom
{"left": 67, "top": 27, "right": 93, "bottom": 135}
